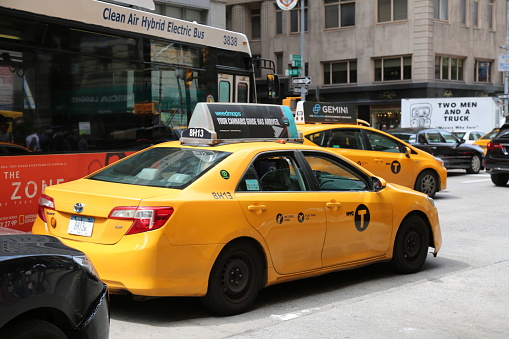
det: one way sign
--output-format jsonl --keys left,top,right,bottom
{"left": 292, "top": 76, "right": 311, "bottom": 85}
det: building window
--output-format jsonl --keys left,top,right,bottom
{"left": 251, "top": 9, "right": 261, "bottom": 40}
{"left": 377, "top": 0, "right": 407, "bottom": 23}
{"left": 290, "top": 0, "right": 308, "bottom": 33}
{"left": 475, "top": 60, "right": 492, "bottom": 82}
{"left": 324, "top": 0, "right": 355, "bottom": 29}
{"left": 460, "top": 0, "right": 468, "bottom": 25}
{"left": 488, "top": 0, "right": 495, "bottom": 30}
{"left": 435, "top": 56, "right": 464, "bottom": 81}
{"left": 276, "top": 53, "right": 283, "bottom": 75}
{"left": 323, "top": 60, "right": 357, "bottom": 84}
{"left": 374, "top": 56, "right": 411, "bottom": 82}
{"left": 434, "top": 0, "right": 448, "bottom": 21}
{"left": 276, "top": 9, "right": 283, "bottom": 35}
{"left": 473, "top": 0, "right": 479, "bottom": 27}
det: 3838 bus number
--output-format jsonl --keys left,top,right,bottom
{"left": 223, "top": 35, "right": 238, "bottom": 46}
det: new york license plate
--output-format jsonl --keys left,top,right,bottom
{"left": 68, "top": 215, "right": 94, "bottom": 237}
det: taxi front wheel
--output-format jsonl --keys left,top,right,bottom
{"left": 202, "top": 240, "right": 263, "bottom": 316}
{"left": 415, "top": 170, "right": 438, "bottom": 198}
{"left": 390, "top": 216, "right": 429, "bottom": 274}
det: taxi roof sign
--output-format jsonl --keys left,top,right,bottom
{"left": 180, "top": 103, "right": 303, "bottom": 145}
{"left": 295, "top": 101, "right": 356, "bottom": 125}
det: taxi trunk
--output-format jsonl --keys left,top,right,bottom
{"left": 40, "top": 179, "right": 178, "bottom": 245}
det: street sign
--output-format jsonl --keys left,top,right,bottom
{"left": 290, "top": 54, "right": 301, "bottom": 61}
{"left": 292, "top": 60, "right": 301, "bottom": 67}
{"left": 499, "top": 54, "right": 509, "bottom": 72}
{"left": 498, "top": 94, "right": 509, "bottom": 100}
{"left": 293, "top": 87, "right": 308, "bottom": 95}
{"left": 292, "top": 76, "right": 311, "bottom": 85}
{"left": 285, "top": 69, "right": 301, "bottom": 76}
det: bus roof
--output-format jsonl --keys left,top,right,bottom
{"left": 1, "top": 0, "right": 251, "bottom": 55}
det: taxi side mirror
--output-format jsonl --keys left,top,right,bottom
{"left": 372, "top": 176, "right": 386, "bottom": 192}
{"left": 405, "top": 146, "right": 411, "bottom": 158}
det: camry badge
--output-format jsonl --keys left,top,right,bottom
{"left": 74, "top": 203, "right": 85, "bottom": 213}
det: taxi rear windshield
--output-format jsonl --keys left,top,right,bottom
{"left": 89, "top": 147, "right": 231, "bottom": 189}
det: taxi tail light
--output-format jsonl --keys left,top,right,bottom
{"left": 487, "top": 142, "right": 503, "bottom": 151}
{"left": 38, "top": 194, "right": 55, "bottom": 223}
{"left": 109, "top": 207, "right": 174, "bottom": 235}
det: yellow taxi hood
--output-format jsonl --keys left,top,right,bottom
{"left": 41, "top": 179, "right": 182, "bottom": 245}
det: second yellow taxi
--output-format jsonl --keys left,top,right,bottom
{"left": 33, "top": 103, "right": 442, "bottom": 316}
{"left": 294, "top": 102, "right": 447, "bottom": 198}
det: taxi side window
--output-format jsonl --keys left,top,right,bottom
{"left": 306, "top": 130, "right": 330, "bottom": 147}
{"left": 365, "top": 130, "right": 403, "bottom": 153}
{"left": 304, "top": 154, "right": 368, "bottom": 191}
{"left": 236, "top": 155, "right": 308, "bottom": 192}
{"left": 329, "top": 129, "right": 365, "bottom": 150}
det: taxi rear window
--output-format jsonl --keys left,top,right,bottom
{"left": 89, "top": 147, "right": 231, "bottom": 189}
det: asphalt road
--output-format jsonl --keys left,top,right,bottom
{"left": 109, "top": 170, "right": 509, "bottom": 338}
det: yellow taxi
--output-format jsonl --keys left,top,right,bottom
{"left": 294, "top": 102, "right": 447, "bottom": 198}
{"left": 473, "top": 128, "right": 499, "bottom": 154}
{"left": 33, "top": 103, "right": 442, "bottom": 316}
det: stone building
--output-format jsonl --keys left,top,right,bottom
{"left": 226, "top": 0, "right": 506, "bottom": 128}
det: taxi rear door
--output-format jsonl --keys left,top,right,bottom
{"left": 302, "top": 151, "right": 393, "bottom": 266}
{"left": 235, "top": 152, "right": 327, "bottom": 275}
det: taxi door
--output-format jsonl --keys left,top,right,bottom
{"left": 235, "top": 153, "right": 327, "bottom": 275}
{"left": 302, "top": 152, "right": 393, "bottom": 266}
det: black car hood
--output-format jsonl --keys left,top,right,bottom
{"left": 0, "top": 234, "right": 83, "bottom": 261}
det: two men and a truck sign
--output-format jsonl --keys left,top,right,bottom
{"left": 401, "top": 97, "right": 505, "bottom": 132}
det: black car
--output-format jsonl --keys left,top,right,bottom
{"left": 0, "top": 229, "right": 109, "bottom": 339}
{"left": 484, "top": 123, "right": 509, "bottom": 186}
{"left": 388, "top": 127, "right": 484, "bottom": 174}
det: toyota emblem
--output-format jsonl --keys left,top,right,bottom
{"left": 74, "top": 203, "right": 85, "bottom": 213}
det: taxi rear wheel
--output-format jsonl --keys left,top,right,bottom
{"left": 202, "top": 240, "right": 263, "bottom": 316}
{"left": 391, "top": 215, "right": 429, "bottom": 274}
{"left": 414, "top": 170, "right": 438, "bottom": 198}
{"left": 490, "top": 173, "right": 509, "bottom": 186}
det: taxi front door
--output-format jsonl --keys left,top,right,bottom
{"left": 302, "top": 152, "right": 393, "bottom": 267}
{"left": 235, "top": 154, "right": 327, "bottom": 275}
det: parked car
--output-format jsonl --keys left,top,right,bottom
{"left": 387, "top": 127, "right": 484, "bottom": 174}
{"left": 473, "top": 128, "right": 500, "bottom": 154}
{"left": 452, "top": 130, "right": 485, "bottom": 144}
{"left": 0, "top": 228, "right": 109, "bottom": 338}
{"left": 484, "top": 124, "right": 509, "bottom": 186}
{"left": 32, "top": 103, "right": 442, "bottom": 316}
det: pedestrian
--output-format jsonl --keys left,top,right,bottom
{"left": 0, "top": 122, "right": 13, "bottom": 143}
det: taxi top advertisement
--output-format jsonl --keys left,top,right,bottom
{"left": 295, "top": 101, "right": 357, "bottom": 125}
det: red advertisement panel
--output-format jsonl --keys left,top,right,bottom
{"left": 1, "top": 152, "right": 133, "bottom": 232}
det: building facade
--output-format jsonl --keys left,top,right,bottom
{"left": 226, "top": 0, "right": 506, "bottom": 129}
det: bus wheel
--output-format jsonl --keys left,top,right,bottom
{"left": 391, "top": 215, "right": 429, "bottom": 274}
{"left": 202, "top": 240, "right": 263, "bottom": 316}
{"left": 415, "top": 170, "right": 438, "bottom": 198}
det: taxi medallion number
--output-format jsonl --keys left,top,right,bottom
{"left": 68, "top": 215, "right": 94, "bottom": 237}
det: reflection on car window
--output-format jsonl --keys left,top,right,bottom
{"left": 305, "top": 130, "right": 330, "bottom": 147}
{"left": 440, "top": 130, "right": 459, "bottom": 143}
{"left": 89, "top": 147, "right": 230, "bottom": 189}
{"left": 329, "top": 129, "right": 365, "bottom": 150}
{"left": 237, "top": 155, "right": 308, "bottom": 192}
{"left": 304, "top": 154, "right": 368, "bottom": 191}
{"left": 425, "top": 131, "right": 445, "bottom": 143}
{"left": 365, "top": 131, "right": 402, "bottom": 153}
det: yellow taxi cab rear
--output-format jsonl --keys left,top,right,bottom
{"left": 473, "top": 128, "right": 499, "bottom": 154}
{"left": 296, "top": 119, "right": 447, "bottom": 198}
{"left": 33, "top": 103, "right": 441, "bottom": 316}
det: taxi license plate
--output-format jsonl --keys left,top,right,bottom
{"left": 68, "top": 216, "right": 94, "bottom": 237}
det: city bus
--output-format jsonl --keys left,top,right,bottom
{"left": 0, "top": 0, "right": 279, "bottom": 231}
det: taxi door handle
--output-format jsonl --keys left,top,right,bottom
{"left": 248, "top": 204, "right": 267, "bottom": 215}
{"left": 326, "top": 201, "right": 341, "bottom": 210}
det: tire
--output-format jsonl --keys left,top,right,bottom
{"left": 491, "top": 173, "right": 509, "bottom": 186}
{"left": 466, "top": 154, "right": 482, "bottom": 174}
{"left": 390, "top": 215, "right": 429, "bottom": 274}
{"left": 201, "top": 240, "right": 263, "bottom": 316}
{"left": 0, "top": 319, "right": 67, "bottom": 339}
{"left": 414, "top": 170, "right": 438, "bottom": 198}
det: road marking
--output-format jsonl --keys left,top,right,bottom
{"left": 270, "top": 308, "right": 320, "bottom": 321}
{"left": 462, "top": 179, "right": 491, "bottom": 183}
